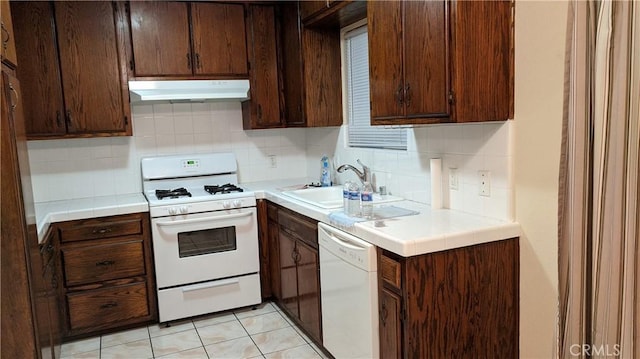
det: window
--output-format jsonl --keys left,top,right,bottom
{"left": 345, "top": 26, "right": 407, "bottom": 150}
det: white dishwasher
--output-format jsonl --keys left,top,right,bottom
{"left": 318, "top": 222, "right": 379, "bottom": 359}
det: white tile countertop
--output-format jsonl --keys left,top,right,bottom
{"left": 33, "top": 178, "right": 521, "bottom": 256}
{"left": 34, "top": 193, "right": 149, "bottom": 243}
{"left": 243, "top": 178, "right": 522, "bottom": 257}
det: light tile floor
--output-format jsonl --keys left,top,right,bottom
{"left": 60, "top": 302, "right": 330, "bottom": 359}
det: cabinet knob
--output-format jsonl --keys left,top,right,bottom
{"left": 186, "top": 53, "right": 192, "bottom": 70}
{"left": 195, "top": 53, "right": 201, "bottom": 69}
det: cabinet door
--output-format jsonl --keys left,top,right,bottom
{"left": 278, "top": 230, "right": 299, "bottom": 317}
{"left": 402, "top": 1, "right": 450, "bottom": 120}
{"left": 191, "top": 3, "right": 247, "bottom": 76}
{"left": 379, "top": 287, "right": 403, "bottom": 359}
{"left": 368, "top": 1, "right": 404, "bottom": 121}
{"left": 55, "top": 2, "right": 130, "bottom": 135}
{"left": 10, "top": 2, "right": 66, "bottom": 138}
{"left": 129, "top": 1, "right": 192, "bottom": 77}
{"left": 296, "top": 240, "right": 321, "bottom": 343}
{"left": 242, "top": 4, "right": 282, "bottom": 129}
{"left": 1, "top": 0, "right": 18, "bottom": 67}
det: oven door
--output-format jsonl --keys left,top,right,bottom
{"left": 151, "top": 207, "right": 258, "bottom": 288}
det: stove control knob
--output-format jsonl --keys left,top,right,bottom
{"left": 168, "top": 207, "right": 178, "bottom": 215}
{"left": 223, "top": 201, "right": 231, "bottom": 209}
{"left": 233, "top": 200, "right": 242, "bottom": 208}
{"left": 179, "top": 206, "right": 188, "bottom": 214}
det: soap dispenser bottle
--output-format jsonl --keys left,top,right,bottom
{"left": 320, "top": 155, "right": 332, "bottom": 187}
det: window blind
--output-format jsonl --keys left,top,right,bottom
{"left": 345, "top": 27, "right": 407, "bottom": 150}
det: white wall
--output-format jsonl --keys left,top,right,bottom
{"left": 27, "top": 102, "right": 308, "bottom": 202}
{"left": 515, "top": 1, "right": 567, "bottom": 358}
{"left": 306, "top": 121, "right": 514, "bottom": 221}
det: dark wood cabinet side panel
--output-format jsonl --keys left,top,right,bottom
{"left": 10, "top": 2, "right": 66, "bottom": 137}
{"left": 192, "top": 3, "right": 247, "bottom": 76}
{"left": 404, "top": 239, "right": 519, "bottom": 358}
{"left": 1, "top": 69, "right": 38, "bottom": 359}
{"left": 129, "top": 2, "right": 191, "bottom": 77}
{"left": 302, "top": 27, "right": 342, "bottom": 127}
{"left": 451, "top": 0, "right": 512, "bottom": 122}
{"left": 257, "top": 200, "right": 272, "bottom": 299}
{"left": 403, "top": 246, "right": 447, "bottom": 358}
{"left": 54, "top": 2, "right": 127, "bottom": 134}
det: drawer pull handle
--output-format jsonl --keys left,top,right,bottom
{"left": 380, "top": 301, "right": 388, "bottom": 326}
{"left": 100, "top": 302, "right": 118, "bottom": 309}
{"left": 96, "top": 260, "right": 115, "bottom": 267}
{"left": 92, "top": 227, "right": 112, "bottom": 235}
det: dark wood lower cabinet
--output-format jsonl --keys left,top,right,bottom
{"left": 56, "top": 212, "right": 157, "bottom": 338}
{"left": 266, "top": 202, "right": 322, "bottom": 345}
{"left": 378, "top": 238, "right": 519, "bottom": 358}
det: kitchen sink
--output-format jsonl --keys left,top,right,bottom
{"left": 281, "top": 185, "right": 403, "bottom": 209}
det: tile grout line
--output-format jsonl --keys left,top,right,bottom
{"left": 191, "top": 318, "right": 212, "bottom": 359}
{"left": 235, "top": 310, "right": 266, "bottom": 358}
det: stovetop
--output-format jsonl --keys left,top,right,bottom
{"left": 145, "top": 184, "right": 253, "bottom": 206}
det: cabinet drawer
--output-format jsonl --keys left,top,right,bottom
{"left": 66, "top": 282, "right": 149, "bottom": 331}
{"left": 59, "top": 216, "right": 142, "bottom": 243}
{"left": 278, "top": 210, "right": 317, "bottom": 248}
{"left": 62, "top": 240, "right": 145, "bottom": 287}
{"left": 380, "top": 254, "right": 402, "bottom": 289}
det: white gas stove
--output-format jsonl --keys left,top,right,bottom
{"left": 141, "top": 153, "right": 261, "bottom": 323}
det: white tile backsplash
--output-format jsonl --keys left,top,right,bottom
{"left": 27, "top": 102, "right": 512, "bottom": 220}
{"left": 27, "top": 102, "right": 308, "bottom": 202}
{"left": 306, "top": 121, "right": 514, "bottom": 220}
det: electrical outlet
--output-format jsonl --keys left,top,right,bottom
{"left": 478, "top": 170, "right": 491, "bottom": 197}
{"left": 449, "top": 168, "right": 459, "bottom": 190}
{"left": 268, "top": 155, "right": 277, "bottom": 168}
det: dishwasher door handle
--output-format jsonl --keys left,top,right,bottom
{"left": 319, "top": 226, "right": 369, "bottom": 251}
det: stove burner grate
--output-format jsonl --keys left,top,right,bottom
{"left": 156, "top": 188, "right": 192, "bottom": 200}
{"left": 204, "top": 183, "right": 244, "bottom": 195}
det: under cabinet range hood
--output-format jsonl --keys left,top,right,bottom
{"left": 128, "top": 79, "right": 250, "bottom": 102}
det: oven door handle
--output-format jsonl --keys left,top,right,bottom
{"left": 155, "top": 211, "right": 253, "bottom": 227}
{"left": 181, "top": 278, "right": 240, "bottom": 293}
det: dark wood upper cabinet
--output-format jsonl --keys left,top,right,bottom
{"left": 11, "top": 1, "right": 132, "bottom": 139}
{"left": 192, "top": 3, "right": 247, "bottom": 76}
{"left": 368, "top": 0, "right": 513, "bottom": 125}
{"left": 242, "top": 4, "right": 282, "bottom": 130}
{"left": 129, "top": 2, "right": 192, "bottom": 77}
{"left": 129, "top": 1, "right": 248, "bottom": 78}
{"left": 300, "top": 0, "right": 366, "bottom": 29}
{"left": 368, "top": 0, "right": 450, "bottom": 125}
{"left": 11, "top": 2, "right": 66, "bottom": 138}
{"left": 280, "top": 2, "right": 342, "bottom": 128}
{"left": 1, "top": 0, "right": 18, "bottom": 67}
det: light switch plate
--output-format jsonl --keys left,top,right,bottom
{"left": 449, "top": 168, "right": 459, "bottom": 190}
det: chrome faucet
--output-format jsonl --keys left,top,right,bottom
{"left": 336, "top": 159, "right": 371, "bottom": 185}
